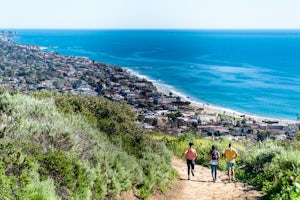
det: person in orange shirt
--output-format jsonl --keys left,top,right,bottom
{"left": 184, "top": 142, "right": 197, "bottom": 180}
{"left": 223, "top": 143, "right": 238, "bottom": 182}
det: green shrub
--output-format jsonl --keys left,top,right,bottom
{"left": 38, "top": 150, "right": 95, "bottom": 199}
{"left": 0, "top": 92, "right": 175, "bottom": 199}
{"left": 237, "top": 140, "right": 300, "bottom": 199}
{"left": 27, "top": 178, "right": 60, "bottom": 200}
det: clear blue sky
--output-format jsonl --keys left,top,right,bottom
{"left": 1, "top": 0, "right": 300, "bottom": 29}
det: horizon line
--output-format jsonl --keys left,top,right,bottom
{"left": 3, "top": 28, "right": 300, "bottom": 31}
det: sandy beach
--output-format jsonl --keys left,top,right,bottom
{"left": 155, "top": 84, "right": 297, "bottom": 126}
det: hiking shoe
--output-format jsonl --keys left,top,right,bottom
{"left": 191, "top": 170, "right": 194, "bottom": 176}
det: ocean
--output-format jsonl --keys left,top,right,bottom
{"left": 12, "top": 29, "right": 300, "bottom": 121}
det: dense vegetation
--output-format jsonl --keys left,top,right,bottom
{"left": 159, "top": 133, "right": 300, "bottom": 200}
{"left": 0, "top": 91, "right": 176, "bottom": 199}
{"left": 238, "top": 140, "right": 300, "bottom": 199}
{"left": 1, "top": 89, "right": 299, "bottom": 199}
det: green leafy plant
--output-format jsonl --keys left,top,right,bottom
{"left": 0, "top": 92, "right": 176, "bottom": 199}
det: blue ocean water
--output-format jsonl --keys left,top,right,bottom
{"left": 12, "top": 29, "right": 300, "bottom": 121}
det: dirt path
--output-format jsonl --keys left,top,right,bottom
{"left": 150, "top": 158, "right": 263, "bottom": 200}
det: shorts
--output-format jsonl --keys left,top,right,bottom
{"left": 226, "top": 162, "right": 235, "bottom": 170}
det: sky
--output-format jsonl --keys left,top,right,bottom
{"left": 1, "top": 0, "right": 300, "bottom": 29}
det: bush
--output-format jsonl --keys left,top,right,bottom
{"left": 0, "top": 92, "right": 175, "bottom": 199}
{"left": 27, "top": 178, "right": 60, "bottom": 200}
{"left": 236, "top": 140, "right": 300, "bottom": 199}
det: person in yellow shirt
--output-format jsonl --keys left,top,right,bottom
{"left": 223, "top": 143, "right": 238, "bottom": 182}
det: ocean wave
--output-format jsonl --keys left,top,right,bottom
{"left": 39, "top": 46, "right": 48, "bottom": 50}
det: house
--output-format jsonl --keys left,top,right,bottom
{"left": 198, "top": 115, "right": 218, "bottom": 124}
{"left": 157, "top": 96, "right": 180, "bottom": 104}
{"left": 80, "top": 88, "right": 95, "bottom": 96}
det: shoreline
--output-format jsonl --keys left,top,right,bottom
{"left": 152, "top": 81, "right": 297, "bottom": 125}
{"left": 111, "top": 62, "right": 298, "bottom": 126}
{"left": 122, "top": 64, "right": 298, "bottom": 125}
{"left": 9, "top": 33, "right": 298, "bottom": 126}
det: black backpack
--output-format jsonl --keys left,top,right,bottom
{"left": 211, "top": 150, "right": 218, "bottom": 160}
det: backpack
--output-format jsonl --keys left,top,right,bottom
{"left": 211, "top": 150, "right": 218, "bottom": 160}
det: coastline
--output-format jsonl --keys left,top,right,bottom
{"left": 121, "top": 61, "right": 297, "bottom": 125}
{"left": 8, "top": 32, "right": 298, "bottom": 126}
{"left": 111, "top": 60, "right": 297, "bottom": 126}
{"left": 152, "top": 81, "right": 297, "bottom": 125}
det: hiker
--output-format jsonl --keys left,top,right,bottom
{"left": 223, "top": 143, "right": 238, "bottom": 181}
{"left": 208, "top": 144, "right": 220, "bottom": 182}
{"left": 184, "top": 142, "right": 197, "bottom": 180}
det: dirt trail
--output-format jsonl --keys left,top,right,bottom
{"left": 150, "top": 158, "right": 263, "bottom": 200}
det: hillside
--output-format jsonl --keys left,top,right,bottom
{"left": 0, "top": 90, "right": 299, "bottom": 199}
{"left": 0, "top": 91, "right": 176, "bottom": 199}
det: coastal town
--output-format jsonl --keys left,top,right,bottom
{"left": 0, "top": 30, "right": 299, "bottom": 141}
